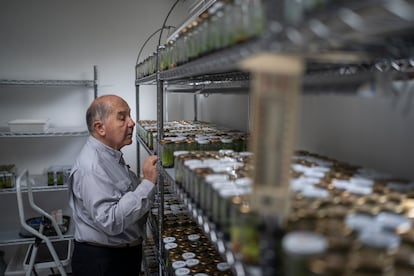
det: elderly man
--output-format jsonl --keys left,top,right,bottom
{"left": 68, "top": 94, "right": 157, "bottom": 276}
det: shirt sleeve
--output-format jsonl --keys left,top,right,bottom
{"left": 73, "top": 170, "right": 156, "bottom": 236}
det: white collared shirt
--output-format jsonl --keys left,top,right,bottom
{"left": 68, "top": 136, "right": 156, "bottom": 245}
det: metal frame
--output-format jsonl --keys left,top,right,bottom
{"left": 134, "top": 1, "right": 414, "bottom": 275}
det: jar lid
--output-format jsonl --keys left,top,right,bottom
{"left": 218, "top": 149, "right": 235, "bottom": 155}
{"left": 182, "top": 252, "right": 196, "bottom": 260}
{"left": 212, "top": 181, "right": 235, "bottom": 191}
{"left": 345, "top": 213, "right": 381, "bottom": 232}
{"left": 358, "top": 229, "right": 400, "bottom": 250}
{"left": 188, "top": 234, "right": 200, "bottom": 241}
{"left": 205, "top": 174, "right": 229, "bottom": 183}
{"left": 172, "top": 260, "right": 186, "bottom": 269}
{"left": 184, "top": 159, "right": 203, "bottom": 166}
{"left": 174, "top": 150, "right": 189, "bottom": 157}
{"left": 219, "top": 188, "right": 241, "bottom": 198}
{"left": 302, "top": 186, "right": 329, "bottom": 199}
{"left": 220, "top": 138, "right": 233, "bottom": 143}
{"left": 196, "top": 139, "right": 210, "bottom": 145}
{"left": 211, "top": 165, "right": 233, "bottom": 173}
{"left": 216, "top": 262, "right": 231, "bottom": 271}
{"left": 346, "top": 182, "right": 372, "bottom": 195}
{"left": 185, "top": 258, "right": 200, "bottom": 267}
{"left": 175, "top": 267, "right": 191, "bottom": 276}
{"left": 282, "top": 231, "right": 327, "bottom": 256}
{"left": 165, "top": 242, "right": 178, "bottom": 250}
{"left": 235, "top": 177, "right": 252, "bottom": 188}
{"left": 376, "top": 212, "right": 412, "bottom": 231}
{"left": 163, "top": 236, "right": 176, "bottom": 243}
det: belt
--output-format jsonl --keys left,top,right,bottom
{"left": 81, "top": 239, "right": 142, "bottom": 249}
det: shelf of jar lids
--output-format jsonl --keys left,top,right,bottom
{"left": 161, "top": 167, "right": 249, "bottom": 276}
{"left": 149, "top": 175, "right": 245, "bottom": 275}
{"left": 136, "top": 120, "right": 249, "bottom": 168}
{"left": 155, "top": 148, "right": 414, "bottom": 275}
{"left": 0, "top": 127, "right": 89, "bottom": 138}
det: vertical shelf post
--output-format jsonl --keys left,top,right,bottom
{"left": 93, "top": 65, "right": 98, "bottom": 99}
{"left": 156, "top": 45, "right": 165, "bottom": 276}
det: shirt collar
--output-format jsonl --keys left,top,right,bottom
{"left": 88, "top": 135, "right": 124, "bottom": 164}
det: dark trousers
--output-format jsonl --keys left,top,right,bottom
{"left": 71, "top": 241, "right": 142, "bottom": 276}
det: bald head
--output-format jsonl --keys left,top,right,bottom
{"left": 86, "top": 94, "right": 127, "bottom": 134}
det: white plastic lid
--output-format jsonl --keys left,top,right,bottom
{"left": 165, "top": 242, "right": 178, "bottom": 250}
{"left": 345, "top": 213, "right": 381, "bottom": 232}
{"left": 182, "top": 252, "right": 196, "bottom": 260}
{"left": 346, "top": 182, "right": 372, "bottom": 195}
{"left": 235, "top": 177, "right": 253, "bottom": 188}
{"left": 376, "top": 212, "right": 412, "bottom": 231}
{"left": 205, "top": 174, "right": 230, "bottom": 183}
{"left": 185, "top": 258, "right": 200, "bottom": 267}
{"left": 175, "top": 267, "right": 191, "bottom": 276}
{"left": 217, "top": 262, "right": 231, "bottom": 271}
{"left": 219, "top": 148, "right": 235, "bottom": 153}
{"left": 188, "top": 234, "right": 200, "bottom": 241}
{"left": 282, "top": 231, "right": 327, "bottom": 256}
{"left": 212, "top": 181, "right": 235, "bottom": 191}
{"left": 238, "top": 151, "right": 253, "bottom": 156}
{"left": 350, "top": 176, "right": 374, "bottom": 187}
{"left": 211, "top": 165, "right": 233, "bottom": 173}
{"left": 358, "top": 229, "right": 400, "bottom": 250}
{"left": 184, "top": 159, "right": 203, "bottom": 166}
{"left": 174, "top": 150, "right": 189, "bottom": 157}
{"left": 163, "top": 237, "right": 176, "bottom": 244}
{"left": 302, "top": 186, "right": 329, "bottom": 199}
{"left": 196, "top": 139, "right": 210, "bottom": 145}
{"left": 220, "top": 138, "right": 233, "bottom": 143}
{"left": 172, "top": 260, "right": 186, "bottom": 270}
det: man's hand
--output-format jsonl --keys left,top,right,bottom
{"left": 142, "top": 155, "right": 158, "bottom": 184}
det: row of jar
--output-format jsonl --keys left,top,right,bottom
{"left": 150, "top": 192, "right": 234, "bottom": 275}
{"left": 172, "top": 149, "right": 414, "bottom": 274}
{"left": 136, "top": 0, "right": 265, "bottom": 79}
{"left": 137, "top": 120, "right": 246, "bottom": 149}
{"left": 136, "top": 120, "right": 249, "bottom": 167}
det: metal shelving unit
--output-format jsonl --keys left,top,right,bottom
{"left": 135, "top": 1, "right": 414, "bottom": 275}
{"left": 0, "top": 79, "right": 95, "bottom": 87}
{"left": 0, "top": 67, "right": 98, "bottom": 265}
{"left": 0, "top": 127, "right": 89, "bottom": 138}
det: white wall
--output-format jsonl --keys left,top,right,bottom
{"left": 0, "top": 0, "right": 190, "bottom": 264}
{"left": 0, "top": 0, "right": 189, "bottom": 174}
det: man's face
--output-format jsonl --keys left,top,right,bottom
{"left": 102, "top": 97, "right": 135, "bottom": 150}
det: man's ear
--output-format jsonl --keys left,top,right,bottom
{"left": 93, "top": 120, "right": 105, "bottom": 136}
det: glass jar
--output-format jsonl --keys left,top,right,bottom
{"left": 282, "top": 231, "right": 328, "bottom": 276}
{"left": 202, "top": 173, "right": 230, "bottom": 216}
{"left": 196, "top": 139, "right": 210, "bottom": 152}
{"left": 220, "top": 137, "right": 233, "bottom": 150}
{"left": 347, "top": 229, "right": 400, "bottom": 275}
{"left": 160, "top": 139, "right": 175, "bottom": 168}
{"left": 192, "top": 168, "right": 213, "bottom": 207}
{"left": 182, "top": 159, "right": 202, "bottom": 194}
{"left": 211, "top": 181, "right": 235, "bottom": 229}
{"left": 174, "top": 151, "right": 190, "bottom": 185}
